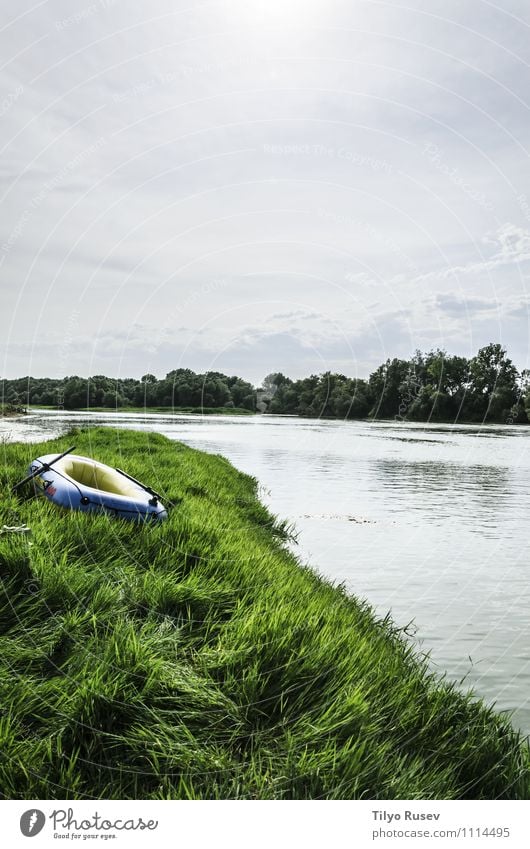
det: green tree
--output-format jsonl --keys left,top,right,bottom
{"left": 467, "top": 344, "right": 518, "bottom": 421}
{"left": 369, "top": 358, "right": 411, "bottom": 418}
{"left": 230, "top": 378, "right": 256, "bottom": 408}
{"left": 63, "top": 377, "right": 88, "bottom": 409}
{"left": 261, "top": 373, "right": 291, "bottom": 396}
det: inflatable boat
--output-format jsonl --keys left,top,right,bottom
{"left": 28, "top": 453, "right": 168, "bottom": 522}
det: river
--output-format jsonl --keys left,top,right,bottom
{"left": 2, "top": 409, "right": 529, "bottom": 735}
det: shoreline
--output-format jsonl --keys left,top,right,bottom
{"left": 1, "top": 426, "right": 528, "bottom": 799}
{"left": 0, "top": 405, "right": 27, "bottom": 418}
{"left": 27, "top": 405, "right": 255, "bottom": 416}
{"left": 25, "top": 405, "right": 530, "bottom": 428}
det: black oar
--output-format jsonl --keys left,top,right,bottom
{"left": 11, "top": 446, "right": 76, "bottom": 494}
{"left": 115, "top": 467, "right": 164, "bottom": 507}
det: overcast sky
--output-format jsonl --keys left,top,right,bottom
{"left": 1, "top": 0, "right": 530, "bottom": 384}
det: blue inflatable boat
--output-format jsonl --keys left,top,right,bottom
{"left": 29, "top": 453, "right": 168, "bottom": 522}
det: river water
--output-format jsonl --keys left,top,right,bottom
{"left": 3, "top": 410, "right": 529, "bottom": 734}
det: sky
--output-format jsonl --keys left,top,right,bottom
{"left": 1, "top": 0, "right": 530, "bottom": 385}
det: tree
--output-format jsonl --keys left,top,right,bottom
{"left": 369, "top": 358, "right": 411, "bottom": 419}
{"left": 63, "top": 377, "right": 88, "bottom": 409}
{"left": 230, "top": 378, "right": 256, "bottom": 408}
{"left": 467, "top": 344, "right": 518, "bottom": 421}
{"left": 241, "top": 393, "right": 256, "bottom": 411}
{"left": 261, "top": 373, "right": 291, "bottom": 396}
{"left": 101, "top": 390, "right": 113, "bottom": 407}
{"left": 202, "top": 378, "right": 230, "bottom": 407}
{"left": 88, "top": 375, "right": 113, "bottom": 407}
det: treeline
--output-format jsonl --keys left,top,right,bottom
{"left": 2, "top": 343, "right": 530, "bottom": 423}
{"left": 1, "top": 370, "right": 257, "bottom": 411}
{"left": 265, "top": 343, "right": 529, "bottom": 424}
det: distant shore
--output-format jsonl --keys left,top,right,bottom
{"left": 0, "top": 404, "right": 27, "bottom": 417}
{"left": 27, "top": 405, "right": 255, "bottom": 416}
{"left": 22, "top": 405, "right": 530, "bottom": 426}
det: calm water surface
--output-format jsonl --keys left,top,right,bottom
{"left": 3, "top": 410, "right": 529, "bottom": 734}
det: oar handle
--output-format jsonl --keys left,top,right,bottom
{"left": 11, "top": 445, "right": 76, "bottom": 494}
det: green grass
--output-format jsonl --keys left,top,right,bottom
{"left": 0, "top": 427, "right": 528, "bottom": 800}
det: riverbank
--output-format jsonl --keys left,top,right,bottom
{"left": 1, "top": 427, "right": 528, "bottom": 799}
{"left": 29, "top": 405, "right": 255, "bottom": 416}
{"left": 21, "top": 405, "right": 530, "bottom": 426}
{"left": 0, "top": 404, "right": 26, "bottom": 417}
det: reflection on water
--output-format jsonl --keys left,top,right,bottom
{"left": 374, "top": 459, "right": 515, "bottom": 529}
{"left": 3, "top": 410, "right": 530, "bottom": 734}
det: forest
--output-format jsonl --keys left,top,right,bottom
{"left": 1, "top": 369, "right": 256, "bottom": 413}
{"left": 2, "top": 343, "right": 529, "bottom": 424}
{"left": 265, "top": 343, "right": 529, "bottom": 423}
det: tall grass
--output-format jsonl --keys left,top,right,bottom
{"left": 0, "top": 427, "right": 528, "bottom": 799}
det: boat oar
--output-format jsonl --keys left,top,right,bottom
{"left": 11, "top": 446, "right": 77, "bottom": 495}
{"left": 115, "top": 467, "right": 164, "bottom": 507}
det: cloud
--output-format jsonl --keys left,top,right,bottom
{"left": 435, "top": 293, "right": 500, "bottom": 316}
{"left": 506, "top": 299, "right": 530, "bottom": 320}
{"left": 404, "top": 223, "right": 530, "bottom": 288}
{"left": 484, "top": 224, "right": 530, "bottom": 261}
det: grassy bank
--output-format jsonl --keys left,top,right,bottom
{"left": 0, "top": 428, "right": 528, "bottom": 800}
{"left": 1, "top": 404, "right": 26, "bottom": 417}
